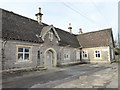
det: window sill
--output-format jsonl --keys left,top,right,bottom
{"left": 64, "top": 59, "right": 70, "bottom": 60}
{"left": 82, "top": 58, "right": 88, "bottom": 59}
{"left": 15, "top": 60, "right": 32, "bottom": 64}
{"left": 94, "top": 58, "right": 102, "bottom": 59}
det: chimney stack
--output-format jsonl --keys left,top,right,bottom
{"left": 78, "top": 28, "right": 83, "bottom": 34}
{"left": 68, "top": 23, "right": 72, "bottom": 33}
{"left": 35, "top": 8, "right": 43, "bottom": 24}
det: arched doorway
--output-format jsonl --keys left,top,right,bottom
{"left": 44, "top": 48, "right": 57, "bottom": 68}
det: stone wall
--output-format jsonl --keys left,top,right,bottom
{"left": 2, "top": 29, "right": 81, "bottom": 70}
{"left": 2, "top": 40, "right": 39, "bottom": 70}
{"left": 115, "top": 55, "right": 120, "bottom": 61}
{"left": 39, "top": 29, "right": 81, "bottom": 66}
{"left": 59, "top": 47, "right": 80, "bottom": 65}
{"left": 81, "top": 46, "right": 111, "bottom": 64}
{"left": 0, "top": 9, "right": 2, "bottom": 71}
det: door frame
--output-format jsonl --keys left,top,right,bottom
{"left": 44, "top": 48, "right": 57, "bottom": 68}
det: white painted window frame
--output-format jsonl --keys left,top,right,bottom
{"left": 64, "top": 50, "right": 70, "bottom": 60}
{"left": 17, "top": 47, "right": 30, "bottom": 62}
{"left": 94, "top": 50, "right": 101, "bottom": 59}
{"left": 82, "top": 51, "right": 88, "bottom": 59}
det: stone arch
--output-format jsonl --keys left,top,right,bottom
{"left": 44, "top": 48, "right": 57, "bottom": 68}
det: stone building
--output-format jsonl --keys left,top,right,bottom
{"left": 0, "top": 8, "right": 115, "bottom": 70}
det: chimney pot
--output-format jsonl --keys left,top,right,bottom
{"left": 35, "top": 7, "right": 43, "bottom": 24}
{"left": 78, "top": 28, "right": 83, "bottom": 34}
{"left": 38, "top": 8, "right": 41, "bottom": 13}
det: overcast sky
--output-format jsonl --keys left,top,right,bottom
{"left": 0, "top": 0, "right": 119, "bottom": 40}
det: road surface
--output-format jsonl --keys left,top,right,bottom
{"left": 2, "top": 63, "right": 116, "bottom": 88}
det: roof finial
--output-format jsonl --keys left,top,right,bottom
{"left": 68, "top": 23, "right": 72, "bottom": 33}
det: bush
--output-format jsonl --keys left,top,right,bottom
{"left": 115, "top": 48, "right": 120, "bottom": 55}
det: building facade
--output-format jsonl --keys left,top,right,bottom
{"left": 0, "top": 8, "right": 115, "bottom": 70}
{"left": 119, "top": 1, "right": 120, "bottom": 48}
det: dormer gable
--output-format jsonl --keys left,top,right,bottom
{"left": 40, "top": 25, "right": 61, "bottom": 41}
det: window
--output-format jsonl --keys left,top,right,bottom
{"left": 82, "top": 51, "right": 88, "bottom": 59}
{"left": 18, "top": 47, "right": 30, "bottom": 61}
{"left": 38, "top": 51, "right": 40, "bottom": 59}
{"left": 49, "top": 32, "right": 53, "bottom": 41}
{"left": 64, "top": 50, "right": 70, "bottom": 60}
{"left": 76, "top": 51, "right": 80, "bottom": 59}
{"left": 95, "top": 50, "right": 101, "bottom": 58}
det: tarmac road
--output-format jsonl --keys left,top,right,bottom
{"left": 2, "top": 64, "right": 115, "bottom": 88}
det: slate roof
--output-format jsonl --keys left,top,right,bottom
{"left": 1, "top": 8, "right": 114, "bottom": 48}
{"left": 56, "top": 28, "right": 80, "bottom": 48}
{"left": 2, "top": 8, "right": 46, "bottom": 43}
{"left": 1, "top": 8, "right": 80, "bottom": 48}
{"left": 77, "top": 28, "right": 114, "bottom": 48}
